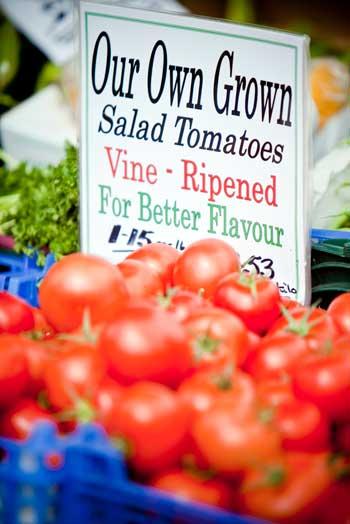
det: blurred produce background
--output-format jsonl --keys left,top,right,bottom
{"left": 0, "top": 0, "right": 350, "bottom": 265}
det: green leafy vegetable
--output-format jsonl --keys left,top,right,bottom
{"left": 0, "top": 144, "right": 79, "bottom": 264}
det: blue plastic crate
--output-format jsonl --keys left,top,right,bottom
{"left": 0, "top": 423, "right": 265, "bottom": 524}
{"left": 311, "top": 228, "right": 350, "bottom": 242}
{"left": 0, "top": 252, "right": 55, "bottom": 307}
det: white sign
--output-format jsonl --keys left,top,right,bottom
{"left": 80, "top": 1, "right": 311, "bottom": 303}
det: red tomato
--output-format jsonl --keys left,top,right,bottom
{"left": 276, "top": 399, "right": 330, "bottom": 452}
{"left": 178, "top": 368, "right": 256, "bottom": 418}
{"left": 20, "top": 336, "right": 52, "bottom": 394}
{"left": 268, "top": 306, "right": 338, "bottom": 351}
{"left": 214, "top": 273, "right": 281, "bottom": 335}
{"left": 150, "top": 470, "right": 233, "bottom": 510}
{"left": 172, "top": 239, "right": 240, "bottom": 299}
{"left": 39, "top": 253, "right": 129, "bottom": 332}
{"left": 44, "top": 342, "right": 106, "bottom": 410}
{"left": 293, "top": 337, "right": 350, "bottom": 422}
{"left": 183, "top": 307, "right": 248, "bottom": 370}
{"left": 109, "top": 382, "right": 189, "bottom": 474}
{"left": 238, "top": 330, "right": 262, "bottom": 369}
{"left": 117, "top": 259, "right": 164, "bottom": 297}
{"left": 280, "top": 296, "right": 302, "bottom": 312}
{"left": 0, "top": 334, "right": 49, "bottom": 396}
{"left": 0, "top": 292, "right": 34, "bottom": 334}
{"left": 245, "top": 330, "right": 261, "bottom": 353}
{"left": 328, "top": 292, "right": 350, "bottom": 335}
{"left": 157, "top": 289, "right": 208, "bottom": 323}
{"left": 0, "top": 398, "right": 54, "bottom": 439}
{"left": 126, "top": 243, "right": 179, "bottom": 288}
{"left": 239, "top": 452, "right": 332, "bottom": 523}
{"left": 192, "top": 398, "right": 281, "bottom": 474}
{"left": 99, "top": 303, "right": 192, "bottom": 387}
{"left": 93, "top": 378, "right": 124, "bottom": 432}
{"left": 0, "top": 335, "right": 29, "bottom": 406}
{"left": 245, "top": 332, "right": 309, "bottom": 381}
{"left": 256, "top": 378, "right": 295, "bottom": 408}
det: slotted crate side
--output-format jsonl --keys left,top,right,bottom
{"left": 0, "top": 424, "right": 265, "bottom": 524}
{"left": 0, "top": 252, "right": 55, "bottom": 306}
{"left": 70, "top": 481, "right": 264, "bottom": 524}
{"left": 0, "top": 424, "right": 66, "bottom": 524}
{"left": 0, "top": 251, "right": 28, "bottom": 294}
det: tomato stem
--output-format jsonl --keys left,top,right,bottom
{"left": 157, "top": 287, "right": 179, "bottom": 309}
{"left": 210, "top": 364, "right": 234, "bottom": 390}
{"left": 55, "top": 398, "right": 96, "bottom": 424}
{"left": 281, "top": 303, "right": 323, "bottom": 338}
{"left": 258, "top": 407, "right": 275, "bottom": 424}
{"left": 192, "top": 334, "right": 221, "bottom": 362}
{"left": 182, "top": 454, "right": 216, "bottom": 481}
{"left": 57, "top": 309, "right": 99, "bottom": 345}
{"left": 37, "top": 391, "right": 51, "bottom": 410}
{"left": 264, "top": 466, "right": 286, "bottom": 487}
{"left": 328, "top": 453, "right": 350, "bottom": 480}
{"left": 110, "top": 436, "right": 133, "bottom": 458}
{"left": 238, "top": 272, "right": 258, "bottom": 299}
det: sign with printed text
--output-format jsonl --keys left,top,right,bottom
{"left": 80, "top": 1, "right": 311, "bottom": 303}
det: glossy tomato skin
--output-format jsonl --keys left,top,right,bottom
{"left": 0, "top": 398, "right": 54, "bottom": 439}
{"left": 245, "top": 332, "right": 309, "bottom": 381}
{"left": 239, "top": 452, "right": 332, "bottom": 523}
{"left": 237, "top": 330, "right": 262, "bottom": 371}
{"left": 126, "top": 243, "right": 179, "bottom": 288}
{"left": 117, "top": 259, "right": 164, "bottom": 298}
{"left": 293, "top": 337, "right": 350, "bottom": 422}
{"left": 172, "top": 239, "right": 240, "bottom": 299}
{"left": 158, "top": 289, "right": 208, "bottom": 323}
{"left": 280, "top": 297, "right": 302, "bottom": 311}
{"left": 192, "top": 398, "right": 281, "bottom": 474}
{"left": 99, "top": 304, "right": 192, "bottom": 387}
{"left": 0, "top": 292, "right": 34, "bottom": 334}
{"left": 150, "top": 470, "right": 233, "bottom": 510}
{"left": 0, "top": 334, "right": 49, "bottom": 396}
{"left": 178, "top": 368, "right": 256, "bottom": 418}
{"left": 276, "top": 399, "right": 330, "bottom": 452}
{"left": 256, "top": 378, "right": 295, "bottom": 408}
{"left": 0, "top": 335, "right": 29, "bottom": 406}
{"left": 44, "top": 342, "right": 106, "bottom": 410}
{"left": 93, "top": 378, "right": 124, "bottom": 432}
{"left": 20, "top": 336, "right": 52, "bottom": 395}
{"left": 39, "top": 253, "right": 129, "bottom": 332}
{"left": 183, "top": 307, "right": 248, "bottom": 371}
{"left": 328, "top": 292, "right": 350, "bottom": 335}
{"left": 214, "top": 273, "right": 281, "bottom": 335}
{"left": 109, "top": 382, "right": 190, "bottom": 474}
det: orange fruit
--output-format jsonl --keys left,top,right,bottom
{"left": 310, "top": 57, "right": 350, "bottom": 127}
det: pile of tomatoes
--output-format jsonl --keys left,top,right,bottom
{"left": 0, "top": 238, "right": 350, "bottom": 523}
